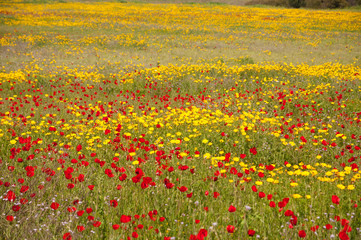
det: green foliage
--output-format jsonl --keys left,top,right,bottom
{"left": 248, "top": 0, "right": 355, "bottom": 8}
{"left": 288, "top": 0, "right": 305, "bottom": 8}
{"left": 325, "top": 0, "right": 349, "bottom": 8}
{"left": 245, "top": 0, "right": 290, "bottom": 7}
{"left": 303, "top": 0, "right": 348, "bottom": 8}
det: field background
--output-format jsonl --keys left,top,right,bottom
{"left": 1, "top": 1, "right": 361, "bottom": 240}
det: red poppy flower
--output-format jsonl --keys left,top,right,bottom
{"left": 250, "top": 147, "right": 257, "bottom": 155}
{"left": 284, "top": 210, "right": 293, "bottom": 216}
{"left": 177, "top": 186, "right": 188, "bottom": 192}
{"left": 132, "top": 175, "right": 142, "bottom": 183}
{"left": 67, "top": 207, "right": 76, "bottom": 212}
{"left": 6, "top": 215, "right": 14, "bottom": 222}
{"left": 132, "top": 232, "right": 139, "bottom": 238}
{"left": 230, "top": 167, "right": 238, "bottom": 174}
{"left": 339, "top": 231, "right": 350, "bottom": 240}
{"left": 63, "top": 233, "right": 72, "bottom": 240}
{"left": 77, "top": 210, "right": 85, "bottom": 216}
{"left": 332, "top": 195, "right": 340, "bottom": 205}
{"left": 190, "top": 234, "right": 197, "bottom": 240}
{"left": 165, "top": 182, "right": 174, "bottom": 189}
{"left": 227, "top": 225, "right": 235, "bottom": 233}
{"left": 12, "top": 205, "right": 20, "bottom": 212}
{"left": 141, "top": 182, "right": 149, "bottom": 189}
{"left": 110, "top": 200, "right": 118, "bottom": 207}
{"left": 278, "top": 201, "right": 286, "bottom": 208}
{"left": 4, "top": 190, "right": 16, "bottom": 202}
{"left": 290, "top": 215, "right": 298, "bottom": 226}
{"left": 197, "top": 229, "right": 208, "bottom": 239}
{"left": 27, "top": 171, "right": 35, "bottom": 177}
{"left": 112, "top": 224, "right": 120, "bottom": 230}
{"left": 266, "top": 165, "right": 275, "bottom": 171}
{"left": 248, "top": 229, "right": 256, "bottom": 236}
{"left": 325, "top": 224, "right": 333, "bottom": 230}
{"left": 120, "top": 215, "right": 131, "bottom": 223}
{"left": 77, "top": 226, "right": 85, "bottom": 232}
{"left": 322, "top": 140, "right": 329, "bottom": 146}
{"left": 298, "top": 230, "right": 306, "bottom": 238}
{"left": 76, "top": 144, "right": 82, "bottom": 152}
{"left": 343, "top": 224, "right": 352, "bottom": 232}
{"left": 51, "top": 202, "right": 60, "bottom": 210}
{"left": 179, "top": 165, "right": 189, "bottom": 171}
{"left": 93, "top": 221, "right": 101, "bottom": 227}
{"left": 311, "top": 225, "right": 319, "bottom": 232}
{"left": 78, "top": 174, "right": 85, "bottom": 182}
{"left": 228, "top": 205, "right": 236, "bottom": 212}
{"left": 213, "top": 192, "right": 220, "bottom": 198}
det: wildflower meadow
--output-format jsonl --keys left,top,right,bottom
{"left": 0, "top": 1, "right": 361, "bottom": 240}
